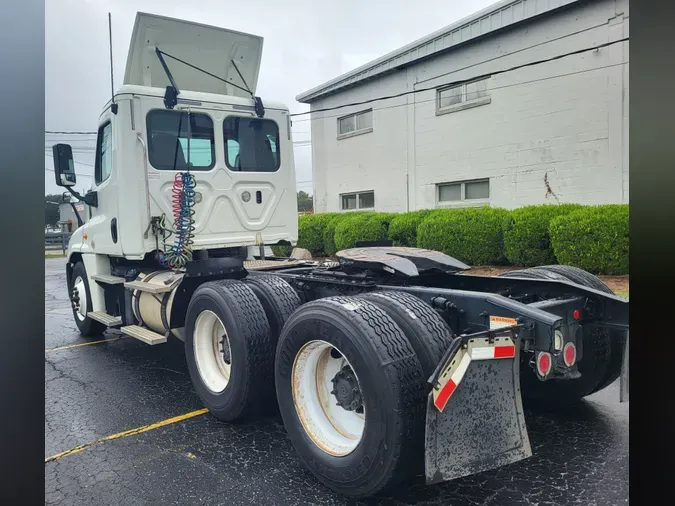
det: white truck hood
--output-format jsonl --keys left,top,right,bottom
{"left": 123, "top": 12, "right": 263, "bottom": 98}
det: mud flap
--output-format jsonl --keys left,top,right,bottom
{"left": 620, "top": 330, "right": 629, "bottom": 402}
{"left": 425, "top": 336, "right": 532, "bottom": 485}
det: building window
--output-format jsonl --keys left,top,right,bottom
{"left": 95, "top": 121, "right": 112, "bottom": 185}
{"left": 341, "top": 191, "right": 375, "bottom": 210}
{"left": 223, "top": 117, "right": 280, "bottom": 172}
{"left": 437, "top": 179, "right": 490, "bottom": 203}
{"left": 337, "top": 109, "right": 373, "bottom": 138}
{"left": 437, "top": 78, "right": 490, "bottom": 114}
{"left": 146, "top": 110, "right": 215, "bottom": 170}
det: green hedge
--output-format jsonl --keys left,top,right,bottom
{"left": 334, "top": 213, "right": 389, "bottom": 251}
{"left": 271, "top": 244, "right": 292, "bottom": 257}
{"left": 296, "top": 213, "right": 339, "bottom": 257}
{"left": 502, "top": 204, "right": 582, "bottom": 267}
{"left": 292, "top": 204, "right": 628, "bottom": 273}
{"left": 417, "top": 207, "right": 509, "bottom": 265}
{"left": 322, "top": 212, "right": 375, "bottom": 256}
{"left": 388, "top": 210, "right": 431, "bottom": 247}
{"left": 323, "top": 214, "right": 350, "bottom": 256}
{"left": 549, "top": 204, "right": 629, "bottom": 275}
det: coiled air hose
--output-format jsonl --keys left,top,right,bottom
{"left": 159, "top": 171, "right": 196, "bottom": 269}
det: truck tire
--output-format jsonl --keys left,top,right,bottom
{"left": 529, "top": 265, "right": 625, "bottom": 394}
{"left": 184, "top": 279, "right": 275, "bottom": 422}
{"left": 69, "top": 261, "right": 106, "bottom": 337}
{"left": 275, "top": 296, "right": 426, "bottom": 498}
{"left": 244, "top": 274, "right": 301, "bottom": 341}
{"left": 500, "top": 267, "right": 612, "bottom": 403}
{"left": 529, "top": 265, "right": 612, "bottom": 293}
{"left": 499, "top": 268, "right": 569, "bottom": 281}
{"left": 356, "top": 290, "right": 455, "bottom": 381}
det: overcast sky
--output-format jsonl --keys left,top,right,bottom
{"left": 45, "top": 0, "right": 495, "bottom": 195}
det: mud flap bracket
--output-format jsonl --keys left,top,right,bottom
{"left": 425, "top": 335, "right": 532, "bottom": 484}
{"left": 620, "top": 330, "right": 629, "bottom": 402}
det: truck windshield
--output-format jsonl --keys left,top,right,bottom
{"left": 223, "top": 117, "right": 280, "bottom": 172}
{"left": 146, "top": 110, "right": 216, "bottom": 170}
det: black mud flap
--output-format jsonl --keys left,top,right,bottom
{"left": 425, "top": 336, "right": 532, "bottom": 485}
{"left": 620, "top": 330, "right": 629, "bottom": 402}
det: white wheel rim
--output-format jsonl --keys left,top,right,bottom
{"left": 292, "top": 340, "right": 365, "bottom": 456}
{"left": 193, "top": 310, "right": 232, "bottom": 393}
{"left": 73, "top": 276, "right": 87, "bottom": 321}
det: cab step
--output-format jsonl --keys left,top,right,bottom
{"left": 88, "top": 311, "right": 123, "bottom": 327}
{"left": 91, "top": 274, "right": 126, "bottom": 285}
{"left": 120, "top": 325, "right": 167, "bottom": 345}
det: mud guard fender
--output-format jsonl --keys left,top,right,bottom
{"left": 425, "top": 336, "right": 532, "bottom": 484}
{"left": 620, "top": 330, "right": 629, "bottom": 402}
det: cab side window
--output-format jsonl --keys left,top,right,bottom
{"left": 95, "top": 122, "right": 113, "bottom": 185}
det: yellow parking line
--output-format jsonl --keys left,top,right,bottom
{"left": 45, "top": 408, "right": 209, "bottom": 463}
{"left": 45, "top": 337, "right": 123, "bottom": 353}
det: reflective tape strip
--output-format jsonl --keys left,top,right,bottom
{"left": 433, "top": 351, "right": 472, "bottom": 412}
{"left": 433, "top": 337, "right": 517, "bottom": 412}
{"left": 471, "top": 345, "right": 516, "bottom": 360}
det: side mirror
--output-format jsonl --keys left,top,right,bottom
{"left": 52, "top": 144, "right": 76, "bottom": 187}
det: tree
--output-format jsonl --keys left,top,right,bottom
{"left": 45, "top": 193, "right": 65, "bottom": 228}
{"left": 297, "top": 190, "right": 313, "bottom": 213}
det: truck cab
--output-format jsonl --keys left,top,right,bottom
{"left": 55, "top": 13, "right": 298, "bottom": 262}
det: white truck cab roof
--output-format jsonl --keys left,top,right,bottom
{"left": 102, "top": 85, "right": 290, "bottom": 121}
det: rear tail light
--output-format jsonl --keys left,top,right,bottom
{"left": 563, "top": 342, "right": 577, "bottom": 367}
{"left": 536, "top": 352, "right": 552, "bottom": 377}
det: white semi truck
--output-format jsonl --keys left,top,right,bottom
{"left": 52, "top": 13, "right": 629, "bottom": 499}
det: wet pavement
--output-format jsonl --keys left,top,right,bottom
{"left": 45, "top": 257, "right": 629, "bottom": 505}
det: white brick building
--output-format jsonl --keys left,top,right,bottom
{"left": 297, "top": 0, "right": 629, "bottom": 213}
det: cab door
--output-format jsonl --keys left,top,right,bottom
{"left": 86, "top": 113, "right": 123, "bottom": 256}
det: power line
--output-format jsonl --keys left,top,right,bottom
{"left": 45, "top": 130, "right": 97, "bottom": 135}
{"left": 290, "top": 37, "right": 629, "bottom": 118}
{"left": 45, "top": 167, "right": 93, "bottom": 178}
{"left": 291, "top": 60, "right": 628, "bottom": 124}
{"left": 46, "top": 147, "right": 96, "bottom": 152}
{"left": 45, "top": 133, "right": 311, "bottom": 146}
{"left": 44, "top": 38, "right": 628, "bottom": 138}
{"left": 45, "top": 129, "right": 312, "bottom": 137}
{"left": 79, "top": 60, "right": 623, "bottom": 130}
{"left": 44, "top": 153, "right": 95, "bottom": 168}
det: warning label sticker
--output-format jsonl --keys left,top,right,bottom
{"left": 489, "top": 315, "right": 518, "bottom": 330}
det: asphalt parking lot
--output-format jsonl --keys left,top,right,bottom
{"left": 45, "top": 257, "right": 629, "bottom": 505}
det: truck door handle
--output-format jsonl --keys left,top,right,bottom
{"left": 256, "top": 191, "right": 262, "bottom": 204}
{"left": 111, "top": 218, "right": 118, "bottom": 244}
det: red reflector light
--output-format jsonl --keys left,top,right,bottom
{"left": 563, "top": 342, "right": 577, "bottom": 366}
{"left": 573, "top": 309, "right": 581, "bottom": 320}
{"left": 536, "top": 352, "right": 552, "bottom": 377}
{"left": 494, "top": 345, "right": 516, "bottom": 358}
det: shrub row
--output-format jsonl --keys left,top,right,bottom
{"left": 272, "top": 204, "right": 628, "bottom": 274}
{"left": 417, "top": 207, "right": 509, "bottom": 265}
{"left": 502, "top": 204, "right": 583, "bottom": 267}
{"left": 549, "top": 204, "right": 629, "bottom": 275}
